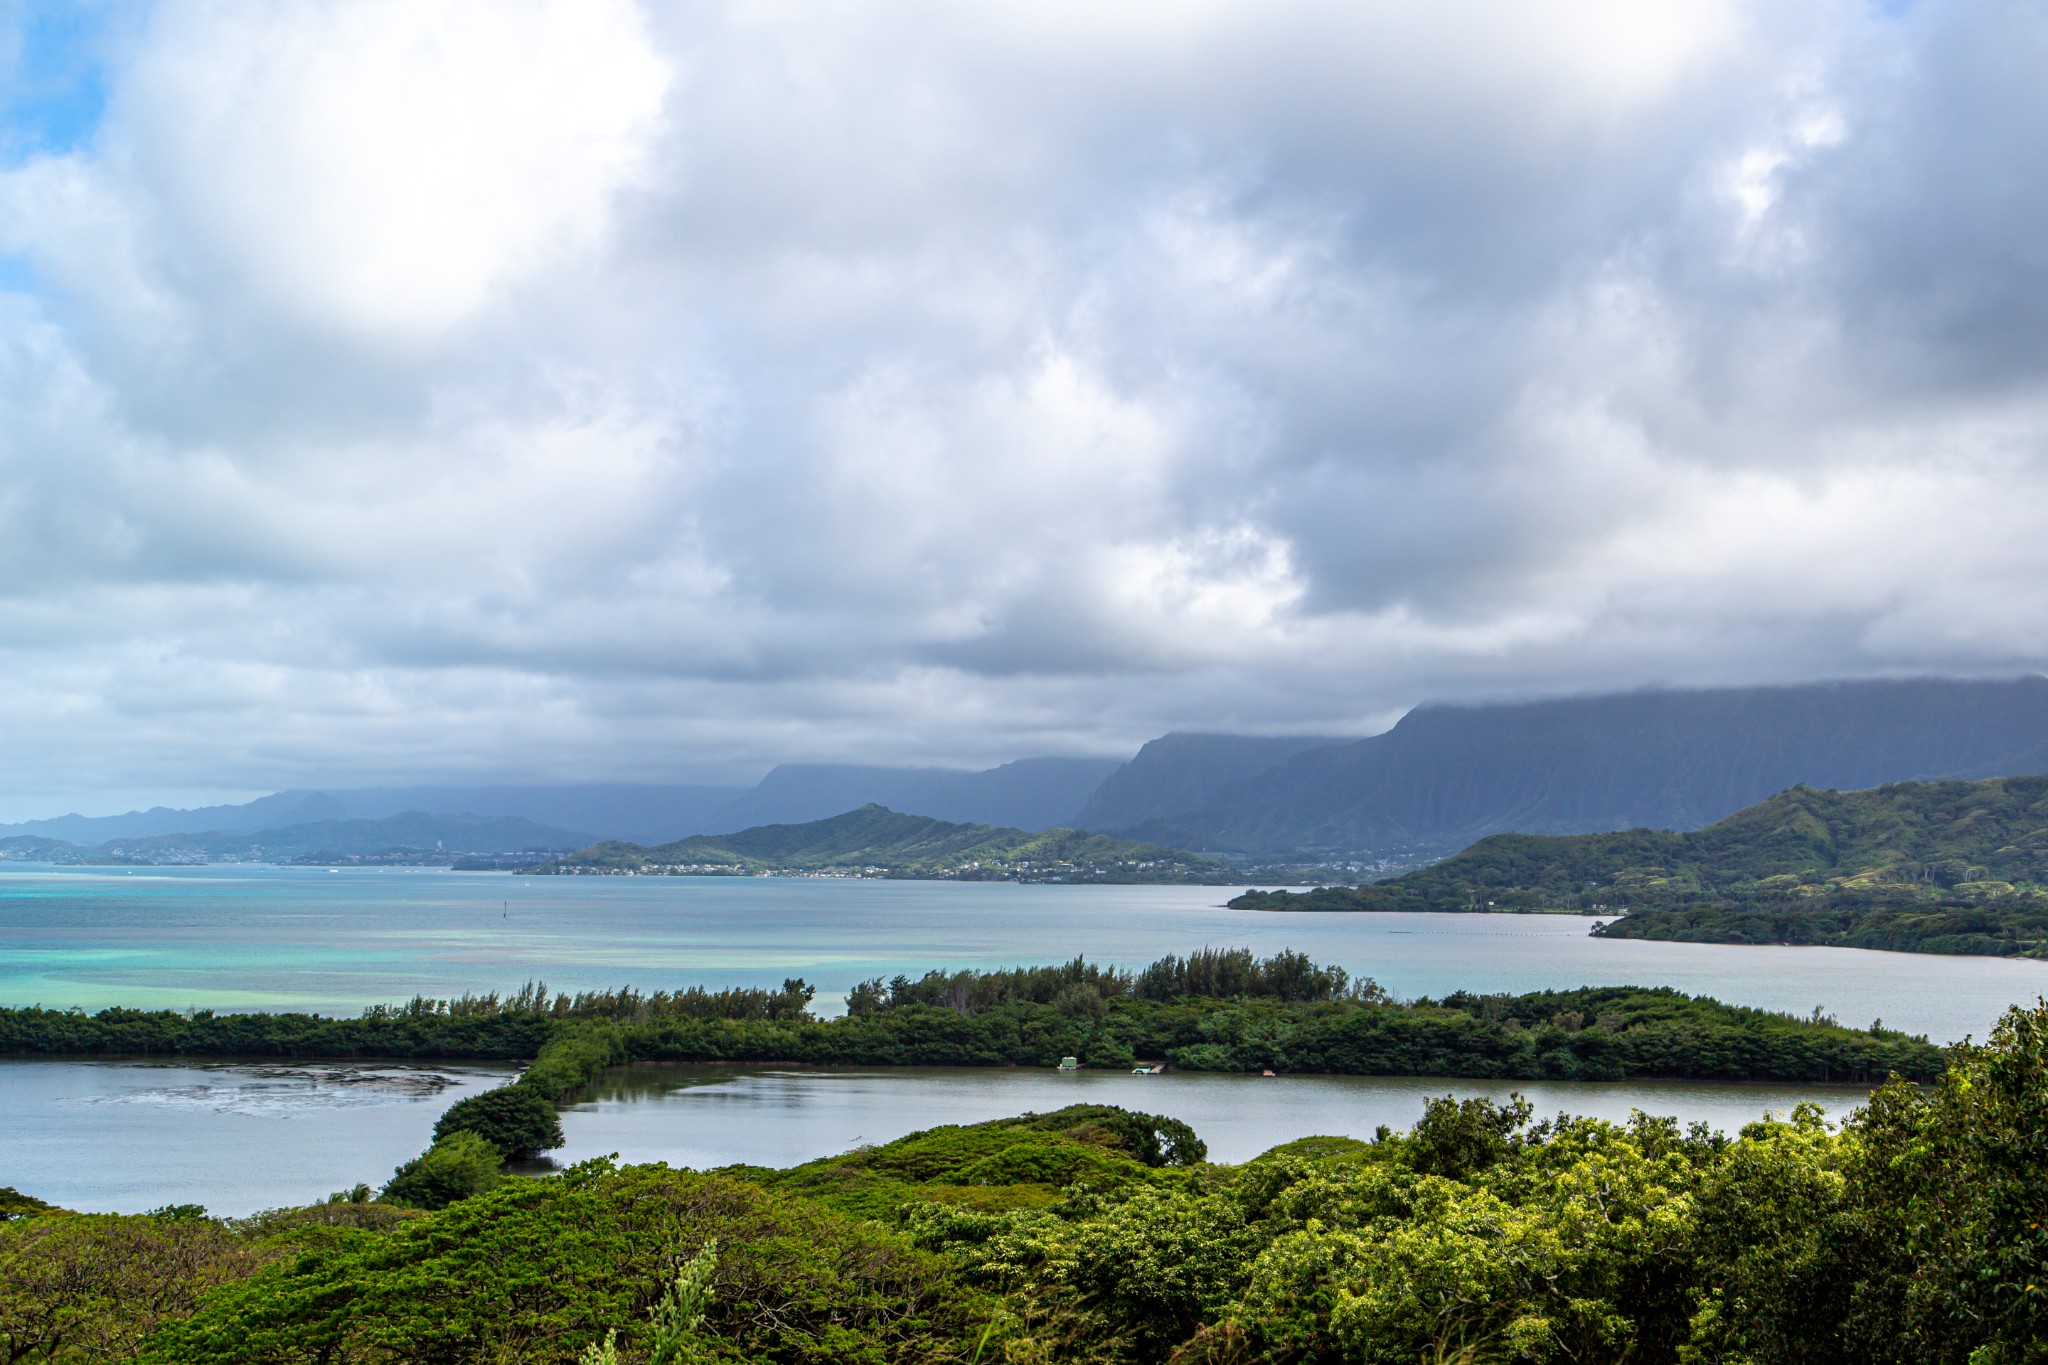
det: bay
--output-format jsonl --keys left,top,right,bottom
{"left": 7, "top": 862, "right": 2046, "bottom": 1216}
{"left": 2, "top": 863, "right": 2043, "bottom": 1041}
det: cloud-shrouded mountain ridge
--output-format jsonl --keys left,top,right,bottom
{"left": 9, "top": 678, "right": 2047, "bottom": 867}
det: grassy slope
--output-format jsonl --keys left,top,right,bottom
{"left": 534, "top": 803, "right": 1232, "bottom": 880}
{"left": 1231, "top": 776, "right": 2048, "bottom": 956}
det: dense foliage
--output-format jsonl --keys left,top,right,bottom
{"left": 433, "top": 1085, "right": 566, "bottom": 1159}
{"left": 140, "top": 1165, "right": 989, "bottom": 1364}
{"left": 0, "top": 1189, "right": 58, "bottom": 1223}
{"left": 1589, "top": 896, "right": 2048, "bottom": 956}
{"left": 6, "top": 1001, "right": 2046, "bottom": 1364}
{"left": 532, "top": 804, "right": 1234, "bottom": 882}
{"left": 1233, "top": 776, "right": 2048, "bottom": 956}
{"left": 382, "top": 1131, "right": 507, "bottom": 1211}
{"left": 0, "top": 953, "right": 1944, "bottom": 1085}
{"left": 609, "top": 987, "right": 1936, "bottom": 1084}
{"left": 846, "top": 949, "right": 1375, "bottom": 1016}
{"left": 0, "top": 979, "right": 814, "bottom": 1058}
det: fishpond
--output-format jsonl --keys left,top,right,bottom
{"left": 4, "top": 1056, "right": 1878, "bottom": 1215}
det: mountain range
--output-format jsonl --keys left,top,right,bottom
{"left": 5, "top": 674, "right": 2047, "bottom": 864}
{"left": 0, "top": 759, "right": 1119, "bottom": 851}
{"left": 1116, "top": 676, "right": 2048, "bottom": 859}
{"left": 0, "top": 813, "right": 596, "bottom": 867}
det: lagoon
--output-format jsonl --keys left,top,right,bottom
{"left": 5, "top": 1055, "right": 1875, "bottom": 1216}
{"left": 2, "top": 864, "right": 2043, "bottom": 1041}
{"left": 555, "top": 1062, "right": 1876, "bottom": 1172}
{"left": 6, "top": 862, "right": 2045, "bottom": 1215}
{"left": 0, "top": 1056, "right": 515, "bottom": 1215}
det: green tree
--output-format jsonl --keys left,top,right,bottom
{"left": 1682, "top": 1104, "right": 1854, "bottom": 1363}
{"left": 142, "top": 1169, "right": 983, "bottom": 1365}
{"left": 1839, "top": 1000, "right": 2048, "bottom": 1365}
{"left": 1409, "top": 1093, "right": 1534, "bottom": 1179}
{"left": 382, "top": 1131, "right": 505, "bottom": 1210}
{"left": 433, "top": 1084, "right": 564, "bottom": 1160}
{"left": 0, "top": 1211, "right": 266, "bottom": 1362}
{"left": 646, "top": 1240, "right": 718, "bottom": 1365}
{"left": 0, "top": 1188, "right": 58, "bottom": 1223}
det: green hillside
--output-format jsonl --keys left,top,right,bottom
{"left": 1231, "top": 776, "right": 2048, "bottom": 956}
{"left": 531, "top": 804, "right": 1234, "bottom": 882}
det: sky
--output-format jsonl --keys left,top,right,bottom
{"left": 1, "top": 0, "right": 2045, "bottom": 818}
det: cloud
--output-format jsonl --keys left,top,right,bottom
{"left": 0, "top": 0, "right": 2045, "bottom": 814}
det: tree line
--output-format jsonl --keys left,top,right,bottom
{"left": 0, "top": 951, "right": 1941, "bottom": 1084}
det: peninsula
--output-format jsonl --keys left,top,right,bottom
{"left": 1230, "top": 775, "right": 2048, "bottom": 958}
{"left": 525, "top": 803, "right": 1236, "bottom": 883}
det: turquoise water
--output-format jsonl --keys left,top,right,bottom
{"left": 6, "top": 863, "right": 2045, "bottom": 1214}
{"left": 2, "top": 863, "right": 2044, "bottom": 1040}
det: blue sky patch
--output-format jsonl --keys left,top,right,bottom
{"left": 2, "top": 0, "right": 119, "bottom": 163}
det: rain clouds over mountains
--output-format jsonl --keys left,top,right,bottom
{"left": 8, "top": 677, "right": 2048, "bottom": 866}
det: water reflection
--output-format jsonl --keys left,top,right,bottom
{"left": 558, "top": 1062, "right": 1881, "bottom": 1169}
{"left": 76, "top": 1061, "right": 473, "bottom": 1117}
{"left": 0, "top": 1058, "right": 516, "bottom": 1214}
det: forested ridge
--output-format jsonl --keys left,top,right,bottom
{"left": 1120, "top": 676, "right": 2048, "bottom": 858}
{"left": 1232, "top": 776, "right": 2048, "bottom": 956}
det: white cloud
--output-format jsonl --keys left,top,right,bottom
{"left": 0, "top": 0, "right": 2046, "bottom": 814}
{"left": 114, "top": 0, "right": 669, "bottom": 338}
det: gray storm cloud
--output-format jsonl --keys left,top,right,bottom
{"left": 0, "top": 0, "right": 2044, "bottom": 816}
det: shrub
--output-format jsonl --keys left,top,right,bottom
{"left": 143, "top": 1169, "right": 986, "bottom": 1365}
{"left": 0, "top": 1188, "right": 58, "bottom": 1223}
{"left": 519, "top": 1024, "right": 625, "bottom": 1103}
{"left": 1018, "top": 1105, "right": 1208, "bottom": 1166}
{"left": 433, "top": 1084, "right": 564, "bottom": 1160}
{"left": 0, "top": 1208, "right": 268, "bottom": 1359}
{"left": 1083, "top": 1030, "right": 1136, "bottom": 1070}
{"left": 383, "top": 1132, "right": 505, "bottom": 1210}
